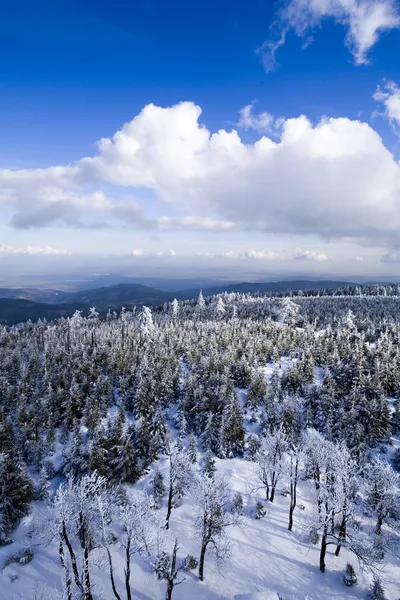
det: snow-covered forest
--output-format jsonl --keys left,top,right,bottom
{"left": 0, "top": 287, "right": 399, "bottom": 600}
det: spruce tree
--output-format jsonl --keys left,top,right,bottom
{"left": 369, "top": 577, "right": 387, "bottom": 600}
{"left": 38, "top": 465, "right": 51, "bottom": 501}
{"left": 0, "top": 453, "right": 34, "bottom": 538}
{"left": 188, "top": 433, "right": 197, "bottom": 464}
{"left": 113, "top": 437, "right": 140, "bottom": 484}
{"left": 202, "top": 450, "right": 217, "bottom": 479}
{"left": 151, "top": 469, "right": 165, "bottom": 508}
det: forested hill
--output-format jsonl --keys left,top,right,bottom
{"left": 174, "top": 279, "right": 354, "bottom": 299}
{"left": 0, "top": 298, "right": 89, "bottom": 325}
{"left": 0, "top": 279, "right": 358, "bottom": 324}
{"left": 1, "top": 279, "right": 400, "bottom": 325}
{"left": 0, "top": 289, "right": 399, "bottom": 599}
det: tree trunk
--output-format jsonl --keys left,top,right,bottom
{"left": 83, "top": 545, "right": 93, "bottom": 600}
{"left": 125, "top": 539, "right": 132, "bottom": 600}
{"left": 165, "top": 540, "right": 178, "bottom": 599}
{"left": 335, "top": 514, "right": 346, "bottom": 557}
{"left": 59, "top": 537, "right": 72, "bottom": 600}
{"left": 165, "top": 580, "right": 174, "bottom": 600}
{"left": 78, "top": 512, "right": 93, "bottom": 600}
{"left": 62, "top": 520, "right": 82, "bottom": 592}
{"left": 270, "top": 485, "right": 276, "bottom": 503}
{"left": 166, "top": 482, "right": 173, "bottom": 530}
{"left": 319, "top": 525, "right": 328, "bottom": 573}
{"left": 288, "top": 456, "right": 298, "bottom": 531}
{"left": 106, "top": 548, "right": 122, "bottom": 600}
{"left": 288, "top": 503, "right": 294, "bottom": 531}
{"left": 376, "top": 512, "right": 383, "bottom": 536}
{"left": 199, "top": 541, "right": 208, "bottom": 582}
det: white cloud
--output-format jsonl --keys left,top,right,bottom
{"left": 0, "top": 244, "right": 72, "bottom": 256}
{"left": 238, "top": 103, "right": 276, "bottom": 133}
{"left": 194, "top": 251, "right": 215, "bottom": 257}
{"left": 2, "top": 102, "right": 400, "bottom": 252}
{"left": 292, "top": 248, "right": 330, "bottom": 261}
{"left": 374, "top": 79, "right": 400, "bottom": 128}
{"left": 244, "top": 250, "right": 280, "bottom": 260}
{"left": 355, "top": 255, "right": 365, "bottom": 261}
{"left": 263, "top": 0, "right": 400, "bottom": 71}
{"left": 129, "top": 248, "right": 176, "bottom": 257}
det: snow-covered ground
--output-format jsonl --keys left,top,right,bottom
{"left": 1, "top": 452, "right": 399, "bottom": 600}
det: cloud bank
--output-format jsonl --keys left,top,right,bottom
{"left": 0, "top": 244, "right": 72, "bottom": 256}
{"left": 1, "top": 100, "right": 400, "bottom": 252}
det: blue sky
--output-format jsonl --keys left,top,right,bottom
{"left": 1, "top": 0, "right": 400, "bottom": 281}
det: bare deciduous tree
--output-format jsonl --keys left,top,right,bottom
{"left": 192, "top": 473, "right": 240, "bottom": 581}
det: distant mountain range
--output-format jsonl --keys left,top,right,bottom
{"left": 0, "top": 279, "right": 353, "bottom": 325}
{"left": 0, "top": 299, "right": 89, "bottom": 326}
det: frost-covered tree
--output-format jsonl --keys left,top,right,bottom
{"left": 279, "top": 297, "right": 300, "bottom": 326}
{"left": 343, "top": 563, "right": 357, "bottom": 587}
{"left": 197, "top": 290, "right": 205, "bottom": 314}
{"left": 218, "top": 394, "right": 245, "bottom": 458}
{"left": 155, "top": 538, "right": 198, "bottom": 600}
{"left": 112, "top": 436, "right": 141, "bottom": 484}
{"left": 305, "top": 437, "right": 360, "bottom": 573}
{"left": 202, "top": 450, "right": 217, "bottom": 479}
{"left": 369, "top": 577, "right": 387, "bottom": 600}
{"left": 257, "top": 426, "right": 288, "bottom": 502}
{"left": 53, "top": 473, "right": 108, "bottom": 600}
{"left": 214, "top": 296, "right": 225, "bottom": 319}
{"left": 165, "top": 442, "right": 192, "bottom": 529}
{"left": 287, "top": 441, "right": 302, "bottom": 531}
{"left": 151, "top": 469, "right": 165, "bottom": 509}
{"left": 192, "top": 473, "right": 240, "bottom": 581}
{"left": 139, "top": 306, "right": 155, "bottom": 342}
{"left": 365, "top": 459, "right": 399, "bottom": 536}
{"left": 0, "top": 452, "right": 34, "bottom": 540}
{"left": 332, "top": 443, "right": 359, "bottom": 557}
{"left": 188, "top": 433, "right": 197, "bottom": 464}
{"left": 119, "top": 491, "right": 159, "bottom": 600}
{"left": 246, "top": 370, "right": 268, "bottom": 408}
{"left": 171, "top": 298, "right": 179, "bottom": 321}
{"left": 38, "top": 464, "right": 51, "bottom": 501}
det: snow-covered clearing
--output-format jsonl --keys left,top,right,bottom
{"left": 1, "top": 453, "right": 399, "bottom": 600}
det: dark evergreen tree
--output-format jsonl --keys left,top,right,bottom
{"left": 0, "top": 453, "right": 34, "bottom": 539}
{"left": 202, "top": 450, "right": 217, "bottom": 479}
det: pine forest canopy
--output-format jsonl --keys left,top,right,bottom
{"left": 0, "top": 285, "right": 399, "bottom": 599}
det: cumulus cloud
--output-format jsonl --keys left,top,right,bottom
{"left": 2, "top": 101, "right": 400, "bottom": 250}
{"left": 262, "top": 0, "right": 400, "bottom": 71}
{"left": 292, "top": 248, "right": 330, "bottom": 261}
{"left": 355, "top": 255, "right": 365, "bottom": 261}
{"left": 130, "top": 248, "right": 144, "bottom": 256}
{"left": 374, "top": 79, "right": 400, "bottom": 128}
{"left": 0, "top": 244, "right": 72, "bottom": 255}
